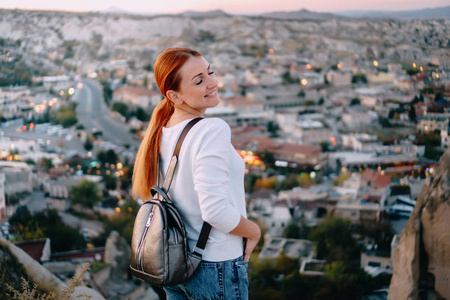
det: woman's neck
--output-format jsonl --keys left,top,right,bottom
{"left": 165, "top": 109, "right": 203, "bottom": 128}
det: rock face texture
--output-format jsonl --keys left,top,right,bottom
{"left": 104, "top": 230, "right": 131, "bottom": 280}
{"left": 388, "top": 149, "right": 450, "bottom": 300}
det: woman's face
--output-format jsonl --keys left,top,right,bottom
{"left": 174, "top": 56, "right": 220, "bottom": 114}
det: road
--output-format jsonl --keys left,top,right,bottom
{"left": 73, "top": 79, "right": 140, "bottom": 150}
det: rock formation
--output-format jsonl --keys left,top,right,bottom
{"left": 388, "top": 149, "right": 450, "bottom": 299}
{"left": 0, "top": 236, "right": 105, "bottom": 299}
{"left": 104, "top": 230, "right": 131, "bottom": 280}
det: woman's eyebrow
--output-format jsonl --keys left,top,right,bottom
{"left": 191, "top": 65, "right": 211, "bottom": 81}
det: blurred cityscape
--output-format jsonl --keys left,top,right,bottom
{"left": 0, "top": 6, "right": 449, "bottom": 300}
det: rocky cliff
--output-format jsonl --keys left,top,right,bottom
{"left": 388, "top": 149, "right": 450, "bottom": 299}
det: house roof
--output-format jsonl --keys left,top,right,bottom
{"left": 274, "top": 144, "right": 321, "bottom": 156}
{"left": 361, "top": 168, "right": 391, "bottom": 187}
{"left": 15, "top": 239, "right": 49, "bottom": 263}
{"left": 115, "top": 86, "right": 157, "bottom": 97}
{"left": 51, "top": 248, "right": 105, "bottom": 262}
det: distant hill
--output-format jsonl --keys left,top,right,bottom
{"left": 336, "top": 5, "right": 450, "bottom": 20}
{"left": 261, "top": 8, "right": 347, "bottom": 20}
{"left": 180, "top": 9, "right": 229, "bottom": 17}
{"left": 101, "top": 6, "right": 130, "bottom": 14}
{"left": 97, "top": 6, "right": 450, "bottom": 20}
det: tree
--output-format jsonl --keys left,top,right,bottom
{"left": 350, "top": 98, "right": 360, "bottom": 106}
{"left": 54, "top": 103, "right": 78, "bottom": 128}
{"left": 111, "top": 102, "right": 129, "bottom": 117}
{"left": 70, "top": 180, "right": 102, "bottom": 209}
{"left": 283, "top": 220, "right": 301, "bottom": 239}
{"left": 408, "top": 104, "right": 416, "bottom": 122}
{"left": 83, "top": 137, "right": 93, "bottom": 151}
{"left": 103, "top": 198, "right": 140, "bottom": 244}
{"left": 97, "top": 149, "right": 118, "bottom": 165}
{"left": 307, "top": 217, "right": 356, "bottom": 261}
{"left": 315, "top": 261, "right": 373, "bottom": 300}
{"left": 135, "top": 106, "right": 150, "bottom": 122}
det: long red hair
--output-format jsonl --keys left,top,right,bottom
{"left": 132, "top": 47, "right": 202, "bottom": 200}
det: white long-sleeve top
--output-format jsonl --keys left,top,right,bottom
{"left": 160, "top": 117, "right": 246, "bottom": 262}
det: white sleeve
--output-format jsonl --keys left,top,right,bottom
{"left": 193, "top": 119, "right": 241, "bottom": 233}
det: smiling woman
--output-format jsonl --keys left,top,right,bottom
{"left": 131, "top": 47, "right": 260, "bottom": 299}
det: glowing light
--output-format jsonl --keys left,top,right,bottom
{"left": 59, "top": 90, "right": 64, "bottom": 96}
{"left": 68, "top": 88, "right": 75, "bottom": 95}
{"left": 106, "top": 170, "right": 111, "bottom": 175}
{"left": 87, "top": 152, "right": 92, "bottom": 157}
{"left": 117, "top": 163, "right": 123, "bottom": 169}
{"left": 77, "top": 82, "right": 83, "bottom": 89}
{"left": 412, "top": 62, "right": 417, "bottom": 68}
{"left": 420, "top": 66, "right": 423, "bottom": 72}
{"left": 337, "top": 64, "right": 342, "bottom": 69}
{"left": 218, "top": 82, "right": 224, "bottom": 88}
{"left": 269, "top": 48, "right": 274, "bottom": 54}
{"left": 115, "top": 207, "right": 121, "bottom": 213}
{"left": 46, "top": 140, "right": 51, "bottom": 145}
{"left": 111, "top": 164, "right": 115, "bottom": 169}
{"left": 306, "top": 64, "right": 312, "bottom": 70}
{"left": 373, "top": 61, "right": 379, "bottom": 67}
{"left": 301, "top": 79, "right": 307, "bottom": 86}
{"left": 436, "top": 74, "right": 440, "bottom": 79}
{"left": 425, "top": 126, "right": 428, "bottom": 131}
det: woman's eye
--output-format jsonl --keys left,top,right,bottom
{"left": 208, "top": 71, "right": 215, "bottom": 75}
{"left": 196, "top": 79, "right": 203, "bottom": 85}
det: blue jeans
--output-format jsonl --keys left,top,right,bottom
{"left": 164, "top": 256, "right": 249, "bottom": 300}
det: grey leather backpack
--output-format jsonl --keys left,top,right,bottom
{"left": 130, "top": 118, "right": 212, "bottom": 286}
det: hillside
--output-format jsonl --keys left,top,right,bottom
{"left": 0, "top": 9, "right": 448, "bottom": 68}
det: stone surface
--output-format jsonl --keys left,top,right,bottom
{"left": 104, "top": 231, "right": 131, "bottom": 280}
{"left": 388, "top": 149, "right": 450, "bottom": 300}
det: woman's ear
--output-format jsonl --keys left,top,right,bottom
{"left": 166, "top": 90, "right": 183, "bottom": 105}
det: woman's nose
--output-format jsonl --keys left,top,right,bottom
{"left": 207, "top": 75, "right": 218, "bottom": 88}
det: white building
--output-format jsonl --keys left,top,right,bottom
{"left": 0, "top": 86, "right": 31, "bottom": 100}
{"left": 42, "top": 75, "right": 73, "bottom": 91}
{"left": 417, "top": 113, "right": 450, "bottom": 133}
{"left": 341, "top": 133, "right": 381, "bottom": 152}
{"left": 342, "top": 110, "right": 378, "bottom": 129}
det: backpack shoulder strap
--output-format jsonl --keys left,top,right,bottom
{"left": 161, "top": 117, "right": 203, "bottom": 195}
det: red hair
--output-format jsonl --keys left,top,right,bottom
{"left": 132, "top": 47, "right": 202, "bottom": 200}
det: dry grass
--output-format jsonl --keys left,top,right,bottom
{"left": 6, "top": 263, "right": 92, "bottom": 300}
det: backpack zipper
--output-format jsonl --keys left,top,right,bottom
{"left": 136, "top": 211, "right": 154, "bottom": 271}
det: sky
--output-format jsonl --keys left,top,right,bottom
{"left": 1, "top": 0, "right": 450, "bottom": 14}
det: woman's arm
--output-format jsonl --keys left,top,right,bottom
{"left": 229, "top": 216, "right": 261, "bottom": 261}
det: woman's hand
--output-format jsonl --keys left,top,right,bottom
{"left": 229, "top": 216, "right": 261, "bottom": 261}
{"left": 244, "top": 232, "right": 261, "bottom": 261}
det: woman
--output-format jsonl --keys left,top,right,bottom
{"left": 132, "top": 47, "right": 261, "bottom": 299}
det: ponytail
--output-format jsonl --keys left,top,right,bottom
{"left": 132, "top": 47, "right": 201, "bottom": 201}
{"left": 132, "top": 99, "right": 173, "bottom": 200}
